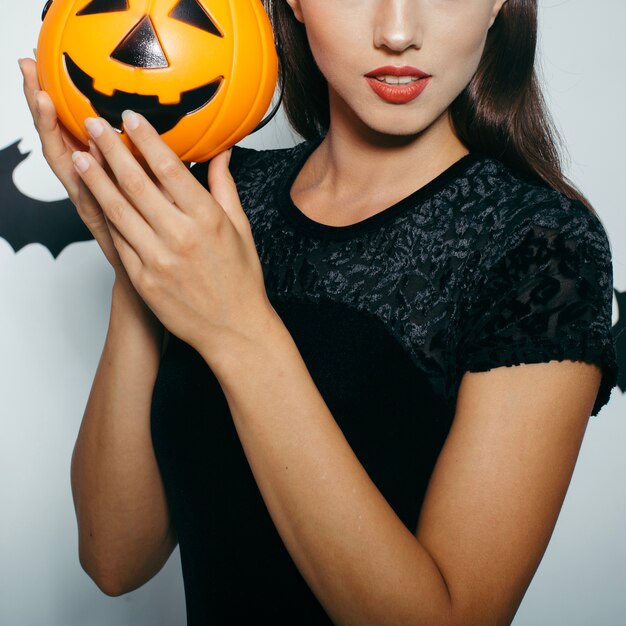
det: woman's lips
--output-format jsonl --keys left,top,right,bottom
{"left": 364, "top": 66, "right": 432, "bottom": 104}
{"left": 365, "top": 75, "right": 431, "bottom": 104}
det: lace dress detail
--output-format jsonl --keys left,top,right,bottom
{"left": 453, "top": 221, "right": 618, "bottom": 416}
{"left": 192, "top": 140, "right": 619, "bottom": 419}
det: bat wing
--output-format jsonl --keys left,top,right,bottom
{"left": 0, "top": 139, "right": 94, "bottom": 258}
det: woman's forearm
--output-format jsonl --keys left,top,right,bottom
{"left": 71, "top": 278, "right": 175, "bottom": 596}
{"left": 206, "top": 308, "right": 454, "bottom": 626}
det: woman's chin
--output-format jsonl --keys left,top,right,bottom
{"left": 356, "top": 113, "right": 431, "bottom": 142}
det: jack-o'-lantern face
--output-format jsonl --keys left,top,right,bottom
{"left": 38, "top": 0, "right": 278, "bottom": 161}
{"left": 63, "top": 0, "right": 225, "bottom": 135}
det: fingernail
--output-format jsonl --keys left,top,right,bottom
{"left": 33, "top": 48, "right": 37, "bottom": 59}
{"left": 85, "top": 117, "right": 104, "bottom": 138}
{"left": 72, "top": 151, "right": 90, "bottom": 173}
{"left": 17, "top": 58, "right": 24, "bottom": 72}
{"left": 121, "top": 109, "right": 140, "bottom": 131}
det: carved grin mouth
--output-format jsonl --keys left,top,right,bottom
{"left": 64, "top": 53, "right": 223, "bottom": 134}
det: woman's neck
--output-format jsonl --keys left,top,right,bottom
{"left": 293, "top": 107, "right": 469, "bottom": 209}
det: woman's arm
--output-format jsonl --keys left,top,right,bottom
{"left": 71, "top": 277, "right": 176, "bottom": 597}
{"left": 17, "top": 58, "right": 176, "bottom": 596}
{"left": 207, "top": 310, "right": 600, "bottom": 626}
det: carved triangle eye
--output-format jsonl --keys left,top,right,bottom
{"left": 111, "top": 16, "right": 169, "bottom": 68}
{"left": 168, "top": 0, "right": 223, "bottom": 37}
{"left": 77, "top": 0, "right": 130, "bottom": 16}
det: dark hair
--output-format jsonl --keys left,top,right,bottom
{"left": 262, "top": 0, "right": 595, "bottom": 214}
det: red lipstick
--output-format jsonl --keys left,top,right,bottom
{"left": 364, "top": 65, "right": 431, "bottom": 104}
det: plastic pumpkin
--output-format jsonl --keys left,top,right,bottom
{"left": 37, "top": 0, "right": 279, "bottom": 162}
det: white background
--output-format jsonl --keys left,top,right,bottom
{"left": 1, "top": 1, "right": 624, "bottom": 624}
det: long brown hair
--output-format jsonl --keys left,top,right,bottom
{"left": 262, "top": 0, "right": 595, "bottom": 214}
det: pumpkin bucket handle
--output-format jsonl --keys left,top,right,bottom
{"left": 249, "top": 41, "right": 285, "bottom": 135}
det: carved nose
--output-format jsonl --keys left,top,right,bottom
{"left": 111, "top": 15, "right": 169, "bottom": 69}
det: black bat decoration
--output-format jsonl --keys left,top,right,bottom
{"left": 0, "top": 139, "right": 93, "bottom": 258}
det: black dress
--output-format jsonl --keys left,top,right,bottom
{"left": 150, "top": 138, "right": 619, "bottom": 625}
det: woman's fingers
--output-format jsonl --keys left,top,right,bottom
{"left": 35, "top": 90, "right": 84, "bottom": 160}
{"left": 20, "top": 57, "right": 103, "bottom": 226}
{"left": 18, "top": 57, "right": 131, "bottom": 278}
{"left": 118, "top": 110, "right": 219, "bottom": 219}
{"left": 88, "top": 139, "right": 107, "bottom": 169}
{"left": 19, "top": 57, "right": 41, "bottom": 119}
{"left": 19, "top": 58, "right": 85, "bottom": 200}
{"left": 20, "top": 58, "right": 87, "bottom": 152}
{"left": 71, "top": 149, "right": 157, "bottom": 261}
{"left": 74, "top": 179, "right": 122, "bottom": 265}
{"left": 82, "top": 116, "right": 178, "bottom": 237}
{"left": 102, "top": 217, "right": 143, "bottom": 281}
{"left": 206, "top": 148, "right": 251, "bottom": 237}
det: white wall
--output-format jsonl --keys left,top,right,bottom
{"left": 511, "top": 2, "right": 626, "bottom": 623}
{"left": 1, "top": 1, "right": 623, "bottom": 624}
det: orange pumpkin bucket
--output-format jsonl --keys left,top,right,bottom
{"left": 37, "top": 0, "right": 279, "bottom": 162}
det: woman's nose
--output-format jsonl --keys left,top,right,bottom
{"left": 373, "top": 0, "right": 423, "bottom": 52}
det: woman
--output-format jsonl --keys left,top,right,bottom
{"left": 19, "top": 0, "right": 619, "bottom": 624}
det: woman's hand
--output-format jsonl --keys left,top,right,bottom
{"left": 18, "top": 56, "right": 129, "bottom": 279}
{"left": 69, "top": 110, "right": 274, "bottom": 365}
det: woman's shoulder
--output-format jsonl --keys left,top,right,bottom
{"left": 453, "top": 156, "right": 618, "bottom": 417}
{"left": 464, "top": 154, "right": 614, "bottom": 270}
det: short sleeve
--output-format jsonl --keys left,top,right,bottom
{"left": 455, "top": 216, "right": 619, "bottom": 417}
